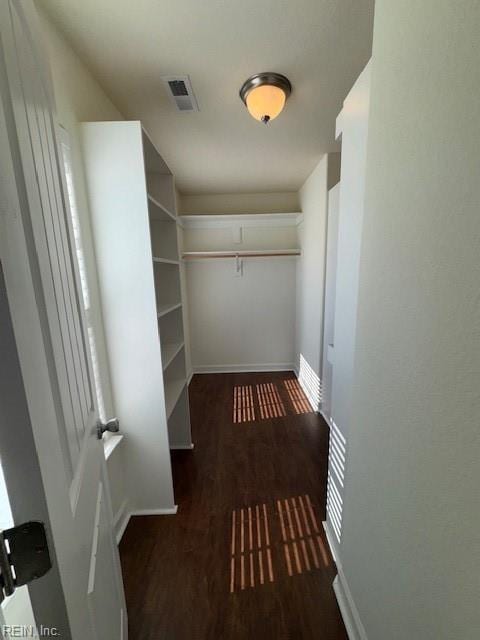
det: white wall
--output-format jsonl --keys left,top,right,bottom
{"left": 322, "top": 60, "right": 371, "bottom": 573}
{"left": 183, "top": 216, "right": 298, "bottom": 372}
{"left": 186, "top": 258, "right": 296, "bottom": 371}
{"left": 295, "top": 155, "right": 330, "bottom": 408}
{"left": 338, "top": 2, "right": 480, "bottom": 638}
{"left": 105, "top": 442, "right": 128, "bottom": 540}
{"left": 321, "top": 182, "right": 340, "bottom": 421}
{"left": 330, "top": 62, "right": 371, "bottom": 438}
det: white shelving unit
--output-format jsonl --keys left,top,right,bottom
{"left": 157, "top": 302, "right": 183, "bottom": 317}
{"left": 161, "top": 342, "right": 185, "bottom": 370}
{"left": 81, "top": 121, "right": 193, "bottom": 512}
{"left": 153, "top": 257, "right": 180, "bottom": 265}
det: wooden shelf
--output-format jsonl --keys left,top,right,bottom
{"left": 161, "top": 342, "right": 185, "bottom": 371}
{"left": 157, "top": 302, "right": 182, "bottom": 318}
{"left": 165, "top": 378, "right": 187, "bottom": 419}
{"left": 148, "top": 194, "right": 177, "bottom": 223}
{"left": 182, "top": 249, "right": 301, "bottom": 259}
{"left": 153, "top": 257, "right": 179, "bottom": 265}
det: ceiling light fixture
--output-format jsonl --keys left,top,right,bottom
{"left": 239, "top": 72, "right": 292, "bottom": 124}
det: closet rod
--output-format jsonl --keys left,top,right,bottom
{"left": 182, "top": 249, "right": 301, "bottom": 259}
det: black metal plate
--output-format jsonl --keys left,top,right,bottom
{"left": 3, "top": 521, "right": 51, "bottom": 586}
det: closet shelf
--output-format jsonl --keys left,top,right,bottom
{"left": 161, "top": 342, "right": 185, "bottom": 371}
{"left": 182, "top": 249, "right": 301, "bottom": 259}
{"left": 165, "top": 379, "right": 187, "bottom": 419}
{"left": 148, "top": 194, "right": 177, "bottom": 223}
{"left": 157, "top": 302, "right": 182, "bottom": 317}
{"left": 153, "top": 257, "right": 180, "bottom": 265}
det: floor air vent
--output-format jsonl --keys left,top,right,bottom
{"left": 161, "top": 75, "right": 199, "bottom": 112}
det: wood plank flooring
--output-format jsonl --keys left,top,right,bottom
{"left": 120, "top": 372, "right": 347, "bottom": 639}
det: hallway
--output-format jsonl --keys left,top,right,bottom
{"left": 120, "top": 372, "right": 347, "bottom": 639}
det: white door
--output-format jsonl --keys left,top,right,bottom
{"left": 321, "top": 182, "right": 340, "bottom": 421}
{"left": 0, "top": 1, "right": 126, "bottom": 638}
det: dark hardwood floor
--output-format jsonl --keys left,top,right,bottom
{"left": 120, "top": 371, "right": 347, "bottom": 639}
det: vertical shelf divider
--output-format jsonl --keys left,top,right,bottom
{"left": 81, "top": 121, "right": 193, "bottom": 516}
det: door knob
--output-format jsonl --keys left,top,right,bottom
{"left": 96, "top": 417, "right": 120, "bottom": 439}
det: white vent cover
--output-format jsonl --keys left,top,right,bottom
{"left": 161, "top": 75, "right": 199, "bottom": 112}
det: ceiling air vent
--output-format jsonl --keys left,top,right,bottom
{"left": 161, "top": 75, "right": 199, "bottom": 112}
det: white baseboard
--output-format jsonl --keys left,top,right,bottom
{"left": 115, "top": 508, "right": 131, "bottom": 544}
{"left": 116, "top": 505, "right": 178, "bottom": 544}
{"left": 321, "top": 521, "right": 367, "bottom": 640}
{"left": 333, "top": 567, "right": 368, "bottom": 640}
{"left": 192, "top": 363, "right": 295, "bottom": 374}
{"left": 113, "top": 499, "right": 128, "bottom": 544}
{"left": 320, "top": 408, "right": 330, "bottom": 423}
{"left": 170, "top": 443, "right": 194, "bottom": 450}
{"left": 187, "top": 370, "right": 193, "bottom": 385}
{"left": 322, "top": 520, "right": 339, "bottom": 564}
{"left": 130, "top": 506, "right": 178, "bottom": 516}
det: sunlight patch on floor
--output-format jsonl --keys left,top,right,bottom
{"left": 233, "top": 385, "right": 256, "bottom": 423}
{"left": 277, "top": 495, "right": 329, "bottom": 576}
{"left": 256, "top": 382, "right": 286, "bottom": 419}
{"left": 284, "top": 379, "right": 313, "bottom": 414}
{"left": 229, "top": 495, "right": 329, "bottom": 593}
{"left": 230, "top": 504, "right": 274, "bottom": 593}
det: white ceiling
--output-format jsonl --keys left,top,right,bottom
{"left": 42, "top": 0, "right": 374, "bottom": 194}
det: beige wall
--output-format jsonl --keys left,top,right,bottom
{"left": 339, "top": 1, "right": 480, "bottom": 638}
{"left": 37, "top": 7, "right": 122, "bottom": 123}
{"left": 179, "top": 191, "right": 300, "bottom": 215}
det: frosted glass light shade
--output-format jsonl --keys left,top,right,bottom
{"left": 239, "top": 73, "right": 292, "bottom": 124}
{"left": 246, "top": 85, "right": 286, "bottom": 122}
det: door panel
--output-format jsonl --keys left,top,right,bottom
{"left": 9, "top": 0, "right": 92, "bottom": 472}
{"left": 0, "top": 1, "right": 126, "bottom": 637}
{"left": 88, "top": 479, "right": 124, "bottom": 640}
